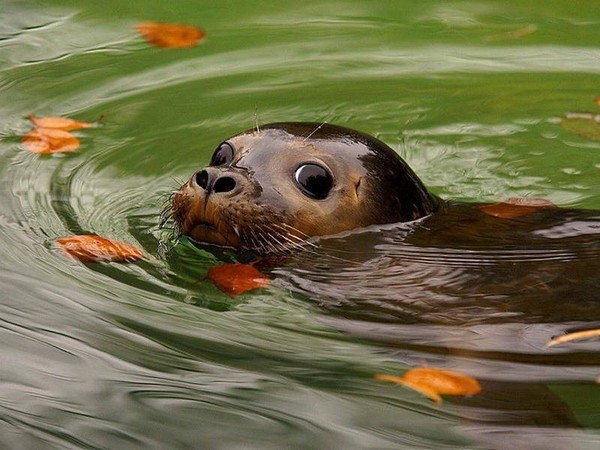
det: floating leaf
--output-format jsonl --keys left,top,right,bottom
{"left": 56, "top": 235, "right": 143, "bottom": 263}
{"left": 22, "top": 128, "right": 80, "bottom": 154}
{"left": 546, "top": 328, "right": 600, "bottom": 347}
{"left": 29, "top": 114, "right": 93, "bottom": 131}
{"left": 208, "top": 262, "right": 270, "bottom": 296}
{"left": 478, "top": 197, "right": 556, "bottom": 219}
{"left": 561, "top": 112, "right": 600, "bottom": 141}
{"left": 136, "top": 21, "right": 205, "bottom": 48}
{"left": 375, "top": 367, "right": 482, "bottom": 404}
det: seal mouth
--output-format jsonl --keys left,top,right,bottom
{"left": 194, "top": 220, "right": 216, "bottom": 231}
{"left": 189, "top": 219, "right": 239, "bottom": 247}
{"left": 169, "top": 176, "right": 310, "bottom": 254}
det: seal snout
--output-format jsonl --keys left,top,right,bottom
{"left": 193, "top": 167, "right": 240, "bottom": 195}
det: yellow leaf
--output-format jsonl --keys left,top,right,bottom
{"left": 546, "top": 328, "right": 600, "bottom": 347}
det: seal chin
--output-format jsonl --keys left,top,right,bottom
{"left": 189, "top": 222, "right": 242, "bottom": 248}
{"left": 170, "top": 185, "right": 236, "bottom": 247}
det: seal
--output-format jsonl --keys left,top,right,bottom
{"left": 170, "top": 122, "right": 436, "bottom": 253}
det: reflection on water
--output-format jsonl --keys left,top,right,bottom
{"left": 1, "top": 1, "right": 599, "bottom": 449}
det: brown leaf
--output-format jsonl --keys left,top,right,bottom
{"left": 136, "top": 21, "right": 205, "bottom": 48}
{"left": 478, "top": 197, "right": 556, "bottom": 219}
{"left": 22, "top": 128, "right": 80, "bottom": 154}
{"left": 208, "top": 262, "right": 270, "bottom": 296}
{"left": 546, "top": 328, "right": 600, "bottom": 347}
{"left": 56, "top": 235, "right": 144, "bottom": 263}
{"left": 375, "top": 367, "right": 482, "bottom": 404}
{"left": 29, "top": 114, "right": 93, "bottom": 131}
{"left": 561, "top": 113, "right": 600, "bottom": 141}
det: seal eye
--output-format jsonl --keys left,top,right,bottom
{"left": 210, "top": 142, "right": 234, "bottom": 166}
{"left": 294, "top": 164, "right": 333, "bottom": 200}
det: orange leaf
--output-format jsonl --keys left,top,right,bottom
{"left": 207, "top": 262, "right": 270, "bottom": 296}
{"left": 396, "top": 378, "right": 443, "bottom": 404}
{"left": 478, "top": 197, "right": 556, "bottom": 219}
{"left": 136, "top": 21, "right": 205, "bottom": 48}
{"left": 375, "top": 367, "right": 481, "bottom": 404}
{"left": 29, "top": 114, "right": 93, "bottom": 131}
{"left": 22, "top": 128, "right": 80, "bottom": 154}
{"left": 56, "top": 235, "right": 144, "bottom": 263}
{"left": 374, "top": 373, "right": 405, "bottom": 384}
{"left": 403, "top": 368, "right": 482, "bottom": 396}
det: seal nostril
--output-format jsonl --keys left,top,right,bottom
{"left": 213, "top": 176, "right": 236, "bottom": 193}
{"left": 195, "top": 170, "right": 209, "bottom": 189}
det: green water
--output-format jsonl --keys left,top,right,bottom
{"left": 1, "top": 1, "right": 599, "bottom": 449}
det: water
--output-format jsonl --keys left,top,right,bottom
{"left": 1, "top": 1, "right": 599, "bottom": 449}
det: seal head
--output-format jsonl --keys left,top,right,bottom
{"left": 171, "top": 122, "right": 435, "bottom": 253}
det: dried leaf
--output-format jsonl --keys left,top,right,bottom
{"left": 56, "top": 235, "right": 143, "bottom": 263}
{"left": 136, "top": 21, "right": 205, "bottom": 48}
{"left": 403, "top": 368, "right": 482, "bottom": 396}
{"left": 594, "top": 97, "right": 600, "bottom": 106}
{"left": 22, "top": 128, "right": 80, "bottom": 154}
{"left": 208, "top": 262, "right": 270, "bottom": 296}
{"left": 546, "top": 328, "right": 600, "bottom": 347}
{"left": 561, "top": 113, "right": 600, "bottom": 141}
{"left": 29, "top": 114, "right": 93, "bottom": 131}
{"left": 375, "top": 367, "right": 482, "bottom": 404}
{"left": 479, "top": 197, "right": 556, "bottom": 219}
{"left": 398, "top": 378, "right": 443, "bottom": 404}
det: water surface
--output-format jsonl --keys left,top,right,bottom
{"left": 1, "top": 1, "right": 599, "bottom": 449}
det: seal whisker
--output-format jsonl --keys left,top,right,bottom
{"left": 159, "top": 197, "right": 177, "bottom": 230}
{"left": 260, "top": 224, "right": 296, "bottom": 253}
{"left": 269, "top": 223, "right": 364, "bottom": 266}
{"left": 261, "top": 227, "right": 284, "bottom": 254}
{"left": 242, "top": 229, "right": 260, "bottom": 252}
{"left": 249, "top": 229, "right": 269, "bottom": 254}
{"left": 263, "top": 224, "right": 312, "bottom": 252}
{"left": 169, "top": 176, "right": 185, "bottom": 187}
{"left": 269, "top": 224, "right": 321, "bottom": 257}
{"left": 254, "top": 106, "right": 261, "bottom": 133}
{"left": 269, "top": 223, "right": 317, "bottom": 249}
{"left": 232, "top": 224, "right": 241, "bottom": 239}
{"left": 303, "top": 121, "right": 327, "bottom": 142}
{"left": 262, "top": 223, "right": 299, "bottom": 254}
